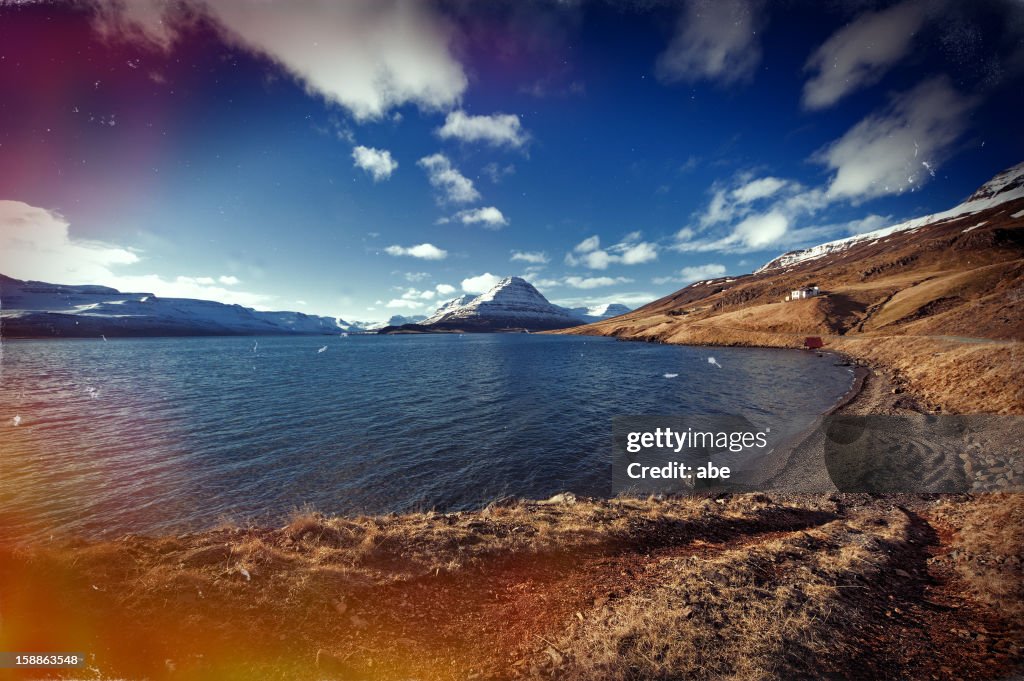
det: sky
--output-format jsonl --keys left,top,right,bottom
{"left": 1, "top": 0, "right": 1023, "bottom": 323}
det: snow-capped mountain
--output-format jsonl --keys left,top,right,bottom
{"left": 758, "top": 162, "right": 1024, "bottom": 272}
{"left": 408, "top": 277, "right": 583, "bottom": 332}
{"left": 385, "top": 314, "right": 427, "bottom": 327}
{"left": 0, "top": 274, "right": 345, "bottom": 337}
{"left": 343, "top": 314, "right": 428, "bottom": 332}
{"left": 417, "top": 288, "right": 626, "bottom": 327}
{"left": 422, "top": 294, "right": 476, "bottom": 324}
{"left": 563, "top": 302, "right": 633, "bottom": 322}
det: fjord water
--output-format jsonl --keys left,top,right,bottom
{"left": 1, "top": 335, "right": 853, "bottom": 540}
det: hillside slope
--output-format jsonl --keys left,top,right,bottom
{"left": 555, "top": 163, "right": 1024, "bottom": 413}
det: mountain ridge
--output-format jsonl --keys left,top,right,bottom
{"left": 0, "top": 274, "right": 346, "bottom": 338}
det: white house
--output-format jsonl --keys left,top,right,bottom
{"left": 789, "top": 286, "right": 820, "bottom": 300}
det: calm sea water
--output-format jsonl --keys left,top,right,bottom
{"left": 0, "top": 334, "right": 853, "bottom": 540}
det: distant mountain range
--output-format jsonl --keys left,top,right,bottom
{"left": 381, "top": 277, "right": 632, "bottom": 333}
{"left": 0, "top": 275, "right": 348, "bottom": 338}
{"left": 0, "top": 273, "right": 632, "bottom": 338}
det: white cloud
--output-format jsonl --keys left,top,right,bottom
{"left": 399, "top": 287, "right": 435, "bottom": 301}
{"left": 0, "top": 201, "right": 138, "bottom": 282}
{"left": 384, "top": 243, "right": 448, "bottom": 260}
{"left": 817, "top": 77, "right": 975, "bottom": 201}
{"left": 618, "top": 241, "right": 659, "bottom": 265}
{"left": 385, "top": 298, "right": 424, "bottom": 309}
{"left": 676, "top": 210, "right": 790, "bottom": 253}
{"left": 732, "top": 211, "right": 789, "bottom": 249}
{"left": 352, "top": 145, "right": 398, "bottom": 181}
{"left": 436, "top": 111, "right": 529, "bottom": 148}
{"left": 803, "top": 0, "right": 931, "bottom": 110}
{"left": 551, "top": 291, "right": 655, "bottom": 309}
{"left": 0, "top": 201, "right": 273, "bottom": 308}
{"left": 844, "top": 214, "right": 891, "bottom": 235}
{"left": 731, "top": 177, "right": 789, "bottom": 204}
{"left": 656, "top": 0, "right": 764, "bottom": 86}
{"left": 510, "top": 250, "right": 549, "bottom": 264}
{"left": 574, "top": 236, "right": 601, "bottom": 253}
{"left": 404, "top": 272, "right": 430, "bottom": 282}
{"left": 100, "top": 1, "right": 468, "bottom": 120}
{"left": 218, "top": 275, "right": 240, "bottom": 285}
{"left": 461, "top": 272, "right": 502, "bottom": 294}
{"left": 417, "top": 153, "right": 480, "bottom": 204}
{"left": 564, "top": 276, "right": 634, "bottom": 289}
{"left": 653, "top": 263, "right": 727, "bottom": 285}
{"left": 565, "top": 234, "right": 658, "bottom": 269}
{"left": 435, "top": 283, "right": 456, "bottom": 295}
{"left": 455, "top": 206, "right": 508, "bottom": 229}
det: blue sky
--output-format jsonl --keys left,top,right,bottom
{"left": 1, "top": 0, "right": 1022, "bottom": 322}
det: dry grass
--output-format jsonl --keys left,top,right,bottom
{"left": 928, "top": 493, "right": 1024, "bottom": 620}
{"left": 2, "top": 493, "right": 1021, "bottom": 680}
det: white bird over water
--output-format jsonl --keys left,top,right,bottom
{"left": 101, "top": 334, "right": 107, "bottom": 342}
{"left": 12, "top": 415, "right": 22, "bottom": 427}
{"left": 708, "top": 357, "right": 722, "bottom": 369}
{"left": 317, "top": 346, "right": 328, "bottom": 354}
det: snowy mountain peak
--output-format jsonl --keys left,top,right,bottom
{"left": 418, "top": 276, "right": 581, "bottom": 331}
{"left": 586, "top": 303, "right": 632, "bottom": 318}
{"left": 966, "top": 161, "right": 1024, "bottom": 203}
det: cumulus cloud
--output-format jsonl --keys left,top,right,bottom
{"left": 817, "top": 77, "right": 975, "bottom": 201}
{"left": 352, "top": 145, "right": 398, "bottom": 181}
{"left": 564, "top": 276, "right": 634, "bottom": 289}
{"left": 461, "top": 272, "right": 502, "bottom": 294}
{"left": 98, "top": 1, "right": 467, "bottom": 120}
{"left": 435, "top": 283, "right": 456, "bottom": 295}
{"left": 400, "top": 287, "right": 435, "bottom": 301}
{"left": 653, "top": 263, "right": 727, "bottom": 285}
{"left": 803, "top": 0, "right": 931, "bottom": 110}
{"left": 455, "top": 206, "right": 508, "bottom": 229}
{"left": 656, "top": 0, "right": 765, "bottom": 86}
{"left": 418, "top": 153, "right": 480, "bottom": 204}
{"left": 731, "top": 211, "right": 789, "bottom": 249}
{"left": 384, "top": 243, "right": 448, "bottom": 260}
{"left": 436, "top": 111, "right": 529, "bottom": 148}
{"left": 676, "top": 210, "right": 790, "bottom": 252}
{"left": 618, "top": 241, "right": 658, "bottom": 265}
{"left": 565, "top": 234, "right": 658, "bottom": 269}
{"left": 0, "top": 201, "right": 138, "bottom": 282}
{"left": 510, "top": 250, "right": 549, "bottom": 264}
{"left": 0, "top": 200, "right": 274, "bottom": 308}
